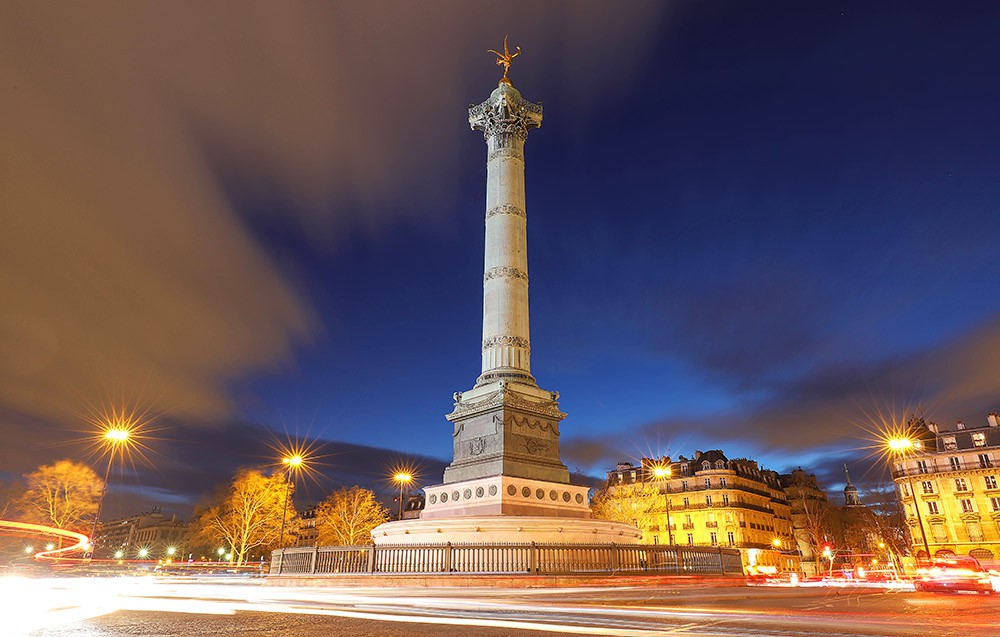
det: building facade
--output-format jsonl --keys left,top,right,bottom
{"left": 892, "top": 413, "right": 1000, "bottom": 563}
{"left": 606, "top": 451, "right": 800, "bottom": 574}
{"left": 96, "top": 508, "right": 187, "bottom": 560}
{"left": 778, "top": 468, "right": 829, "bottom": 576}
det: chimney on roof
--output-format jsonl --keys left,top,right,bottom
{"left": 989, "top": 413, "right": 999, "bottom": 428}
{"left": 956, "top": 421, "right": 965, "bottom": 430}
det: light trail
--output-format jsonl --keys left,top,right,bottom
{"left": 0, "top": 519, "right": 90, "bottom": 559}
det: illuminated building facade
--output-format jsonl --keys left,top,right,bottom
{"left": 606, "top": 451, "right": 800, "bottom": 573}
{"left": 96, "top": 508, "right": 187, "bottom": 559}
{"left": 892, "top": 413, "right": 1000, "bottom": 562}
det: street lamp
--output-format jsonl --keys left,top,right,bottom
{"left": 89, "top": 426, "right": 132, "bottom": 557}
{"left": 652, "top": 465, "right": 674, "bottom": 545}
{"left": 886, "top": 436, "right": 931, "bottom": 564}
{"left": 822, "top": 545, "right": 835, "bottom": 577}
{"left": 278, "top": 455, "right": 304, "bottom": 550}
{"left": 393, "top": 473, "right": 413, "bottom": 520}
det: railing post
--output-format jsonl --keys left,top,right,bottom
{"left": 276, "top": 549, "right": 283, "bottom": 575}
{"left": 367, "top": 544, "right": 376, "bottom": 573}
{"left": 529, "top": 542, "right": 538, "bottom": 574}
{"left": 310, "top": 546, "right": 319, "bottom": 574}
{"left": 719, "top": 548, "right": 726, "bottom": 575}
{"left": 444, "top": 542, "right": 452, "bottom": 573}
{"left": 609, "top": 543, "right": 619, "bottom": 572}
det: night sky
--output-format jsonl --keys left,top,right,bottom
{"left": 3, "top": 2, "right": 999, "bottom": 517}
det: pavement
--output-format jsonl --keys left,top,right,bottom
{"left": 11, "top": 575, "right": 1000, "bottom": 636}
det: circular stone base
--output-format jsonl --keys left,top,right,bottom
{"left": 370, "top": 515, "right": 642, "bottom": 545}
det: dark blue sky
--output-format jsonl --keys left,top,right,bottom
{"left": 3, "top": 1, "right": 999, "bottom": 513}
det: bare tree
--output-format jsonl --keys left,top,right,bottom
{"left": 16, "top": 460, "right": 103, "bottom": 533}
{"left": 314, "top": 486, "right": 390, "bottom": 546}
{"left": 590, "top": 482, "right": 662, "bottom": 535}
{"left": 192, "top": 469, "right": 296, "bottom": 565}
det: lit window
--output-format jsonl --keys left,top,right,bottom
{"left": 943, "top": 436, "right": 957, "bottom": 450}
{"left": 973, "top": 433, "right": 987, "bottom": 448}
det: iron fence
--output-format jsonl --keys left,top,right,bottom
{"left": 270, "top": 542, "right": 743, "bottom": 577}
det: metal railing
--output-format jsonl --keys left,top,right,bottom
{"left": 893, "top": 460, "right": 995, "bottom": 478}
{"left": 270, "top": 542, "right": 744, "bottom": 577}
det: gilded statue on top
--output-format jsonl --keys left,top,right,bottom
{"left": 488, "top": 35, "right": 521, "bottom": 85}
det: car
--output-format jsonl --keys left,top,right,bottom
{"left": 913, "top": 556, "right": 996, "bottom": 594}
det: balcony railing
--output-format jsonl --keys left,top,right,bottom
{"left": 705, "top": 522, "right": 719, "bottom": 528}
{"left": 893, "top": 460, "right": 995, "bottom": 478}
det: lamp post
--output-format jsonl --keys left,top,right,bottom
{"left": 278, "top": 455, "right": 303, "bottom": 550}
{"left": 652, "top": 465, "right": 674, "bottom": 545}
{"left": 393, "top": 473, "right": 413, "bottom": 520}
{"left": 89, "top": 427, "right": 131, "bottom": 557}
{"left": 887, "top": 437, "right": 931, "bottom": 564}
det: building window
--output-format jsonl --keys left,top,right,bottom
{"left": 927, "top": 501, "right": 940, "bottom": 515}
{"left": 687, "top": 533, "right": 694, "bottom": 545}
{"left": 955, "top": 478, "right": 969, "bottom": 492}
{"left": 921, "top": 481, "right": 934, "bottom": 494}
{"left": 702, "top": 461, "right": 711, "bottom": 471}
{"left": 917, "top": 460, "right": 929, "bottom": 474}
{"left": 683, "top": 497, "right": 690, "bottom": 507}
{"left": 704, "top": 478, "right": 711, "bottom": 488}
{"left": 990, "top": 497, "right": 1000, "bottom": 512}
{"left": 979, "top": 454, "right": 994, "bottom": 469}
{"left": 685, "top": 514, "right": 692, "bottom": 525}
{"left": 900, "top": 483, "right": 911, "bottom": 498}
{"left": 715, "top": 460, "right": 725, "bottom": 469}
{"left": 943, "top": 436, "right": 957, "bottom": 451}
{"left": 681, "top": 480, "right": 688, "bottom": 491}
{"left": 723, "top": 494, "right": 730, "bottom": 505}
{"left": 710, "top": 532, "right": 718, "bottom": 545}
{"left": 985, "top": 476, "right": 998, "bottom": 490}
{"left": 706, "top": 495, "right": 713, "bottom": 505}
{"left": 949, "top": 457, "right": 961, "bottom": 470}
{"left": 727, "top": 531, "right": 735, "bottom": 546}
{"left": 960, "top": 499, "right": 974, "bottom": 514}
{"left": 720, "top": 477, "right": 727, "bottom": 487}
{"left": 973, "top": 433, "right": 987, "bottom": 448}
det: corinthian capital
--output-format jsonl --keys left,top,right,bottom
{"left": 469, "top": 83, "right": 542, "bottom": 141}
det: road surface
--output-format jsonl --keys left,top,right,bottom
{"left": 9, "top": 576, "right": 997, "bottom": 636}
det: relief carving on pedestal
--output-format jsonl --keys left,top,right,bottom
{"left": 523, "top": 438, "right": 549, "bottom": 455}
{"left": 470, "top": 436, "right": 487, "bottom": 456}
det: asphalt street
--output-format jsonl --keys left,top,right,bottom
{"left": 20, "top": 578, "right": 1000, "bottom": 637}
